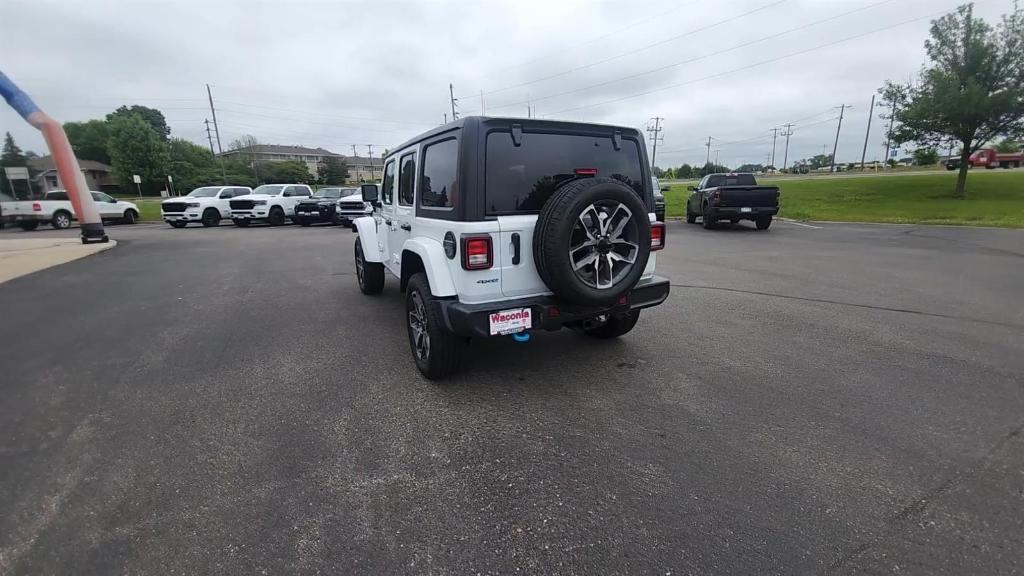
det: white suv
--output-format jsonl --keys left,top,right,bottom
{"left": 162, "top": 186, "right": 252, "bottom": 228}
{"left": 353, "top": 117, "right": 669, "bottom": 379}
{"left": 229, "top": 184, "right": 312, "bottom": 227}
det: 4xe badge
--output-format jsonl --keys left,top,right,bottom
{"left": 489, "top": 308, "right": 532, "bottom": 336}
{"left": 476, "top": 278, "right": 499, "bottom": 284}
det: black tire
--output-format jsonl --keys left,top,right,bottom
{"left": 729, "top": 217, "right": 740, "bottom": 224}
{"left": 233, "top": 219, "right": 250, "bottom": 227}
{"left": 298, "top": 219, "right": 312, "bottom": 227}
{"left": 18, "top": 221, "right": 40, "bottom": 231}
{"left": 355, "top": 237, "right": 385, "bottom": 295}
{"left": 755, "top": 215, "right": 773, "bottom": 230}
{"left": 685, "top": 209, "right": 697, "bottom": 224}
{"left": 330, "top": 212, "right": 344, "bottom": 226}
{"left": 169, "top": 221, "right": 187, "bottom": 229}
{"left": 533, "top": 177, "right": 651, "bottom": 306}
{"left": 406, "top": 272, "right": 463, "bottom": 379}
{"left": 702, "top": 204, "right": 717, "bottom": 229}
{"left": 52, "top": 210, "right": 72, "bottom": 229}
{"left": 584, "top": 310, "right": 640, "bottom": 339}
{"left": 123, "top": 209, "right": 138, "bottom": 224}
{"left": 268, "top": 207, "right": 286, "bottom": 226}
{"left": 201, "top": 208, "right": 220, "bottom": 227}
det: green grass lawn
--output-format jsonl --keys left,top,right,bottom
{"left": 126, "top": 198, "right": 164, "bottom": 222}
{"left": 665, "top": 170, "right": 1024, "bottom": 228}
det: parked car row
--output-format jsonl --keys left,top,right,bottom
{"left": 161, "top": 184, "right": 373, "bottom": 228}
{"left": 0, "top": 190, "right": 139, "bottom": 231}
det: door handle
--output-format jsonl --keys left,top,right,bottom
{"left": 511, "top": 233, "right": 521, "bottom": 265}
{"left": 400, "top": 223, "right": 412, "bottom": 231}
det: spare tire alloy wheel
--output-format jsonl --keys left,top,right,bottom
{"left": 571, "top": 202, "right": 639, "bottom": 289}
{"left": 534, "top": 177, "right": 651, "bottom": 306}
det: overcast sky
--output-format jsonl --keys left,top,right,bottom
{"left": 1, "top": 0, "right": 1013, "bottom": 169}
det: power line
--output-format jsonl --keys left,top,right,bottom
{"left": 769, "top": 127, "right": 780, "bottom": 168}
{"left": 463, "top": 0, "right": 789, "bottom": 100}
{"left": 486, "top": 0, "right": 894, "bottom": 112}
{"left": 214, "top": 100, "right": 434, "bottom": 127}
{"left": 543, "top": 3, "right": 971, "bottom": 117}
{"left": 467, "top": 0, "right": 705, "bottom": 83}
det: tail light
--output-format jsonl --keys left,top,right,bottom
{"left": 461, "top": 234, "right": 493, "bottom": 270}
{"left": 32, "top": 202, "right": 41, "bottom": 212}
{"left": 650, "top": 222, "right": 665, "bottom": 251}
{"left": 710, "top": 190, "right": 720, "bottom": 202}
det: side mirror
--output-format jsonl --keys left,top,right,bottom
{"left": 688, "top": 185, "right": 697, "bottom": 191}
{"left": 361, "top": 184, "right": 379, "bottom": 205}
{"left": 109, "top": 197, "right": 118, "bottom": 203}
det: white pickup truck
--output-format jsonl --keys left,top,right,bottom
{"left": 162, "top": 185, "right": 252, "bottom": 228}
{"left": 229, "top": 184, "right": 312, "bottom": 227}
{"left": 0, "top": 190, "right": 139, "bottom": 231}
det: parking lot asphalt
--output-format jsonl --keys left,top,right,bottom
{"left": 1, "top": 219, "right": 1022, "bottom": 575}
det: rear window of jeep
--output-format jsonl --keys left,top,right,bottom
{"left": 484, "top": 132, "right": 644, "bottom": 215}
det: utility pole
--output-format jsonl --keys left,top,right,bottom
{"left": 204, "top": 119, "right": 216, "bottom": 157}
{"left": 860, "top": 94, "right": 875, "bottom": 170}
{"left": 205, "top": 119, "right": 227, "bottom": 184}
{"left": 449, "top": 83, "right": 458, "bottom": 121}
{"left": 367, "top": 145, "right": 375, "bottom": 179}
{"left": 781, "top": 124, "right": 794, "bottom": 171}
{"left": 830, "top": 104, "right": 849, "bottom": 173}
{"left": 705, "top": 136, "right": 713, "bottom": 169}
{"left": 769, "top": 127, "right": 780, "bottom": 169}
{"left": 352, "top": 145, "right": 357, "bottom": 158}
{"left": 444, "top": 113, "right": 447, "bottom": 124}
{"left": 206, "top": 83, "right": 223, "bottom": 154}
{"left": 713, "top": 149, "right": 720, "bottom": 167}
{"left": 480, "top": 90, "right": 485, "bottom": 116}
{"left": 646, "top": 117, "right": 664, "bottom": 169}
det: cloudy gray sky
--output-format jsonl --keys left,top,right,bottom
{"left": 1, "top": 0, "right": 1013, "bottom": 169}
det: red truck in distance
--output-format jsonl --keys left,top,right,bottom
{"left": 969, "top": 148, "right": 1023, "bottom": 169}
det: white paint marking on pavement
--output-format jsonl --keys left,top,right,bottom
{"left": 780, "top": 219, "right": 823, "bottom": 229}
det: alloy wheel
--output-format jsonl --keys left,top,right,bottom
{"left": 569, "top": 201, "right": 640, "bottom": 289}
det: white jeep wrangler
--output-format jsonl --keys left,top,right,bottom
{"left": 352, "top": 117, "right": 669, "bottom": 379}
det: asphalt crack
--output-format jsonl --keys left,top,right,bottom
{"left": 669, "top": 283, "right": 1024, "bottom": 331}
{"left": 823, "top": 423, "right": 1024, "bottom": 574}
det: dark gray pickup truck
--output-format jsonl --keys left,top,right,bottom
{"left": 684, "top": 173, "right": 779, "bottom": 230}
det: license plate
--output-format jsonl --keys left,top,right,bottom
{"left": 740, "top": 207, "right": 752, "bottom": 213}
{"left": 489, "top": 308, "right": 532, "bottom": 335}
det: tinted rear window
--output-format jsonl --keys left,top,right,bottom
{"left": 706, "top": 174, "right": 757, "bottom": 187}
{"left": 485, "top": 132, "right": 643, "bottom": 214}
{"left": 46, "top": 192, "right": 69, "bottom": 200}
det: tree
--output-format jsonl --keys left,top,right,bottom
{"left": 167, "top": 137, "right": 222, "bottom": 193}
{"left": 64, "top": 119, "right": 112, "bottom": 164}
{"left": 889, "top": 3, "right": 1024, "bottom": 198}
{"left": 317, "top": 156, "right": 349, "bottom": 184}
{"left": 1, "top": 132, "right": 29, "bottom": 198}
{"left": 106, "top": 114, "right": 169, "bottom": 195}
{"left": 652, "top": 166, "right": 665, "bottom": 178}
{"left": 993, "top": 137, "right": 1021, "bottom": 152}
{"left": 912, "top": 147, "right": 940, "bottom": 165}
{"left": 263, "top": 160, "right": 314, "bottom": 184}
{"left": 229, "top": 134, "right": 263, "bottom": 182}
{"left": 878, "top": 81, "right": 911, "bottom": 164}
{"left": 107, "top": 105, "right": 170, "bottom": 140}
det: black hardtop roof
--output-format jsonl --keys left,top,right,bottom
{"left": 385, "top": 116, "right": 644, "bottom": 160}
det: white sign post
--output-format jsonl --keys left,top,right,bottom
{"left": 3, "top": 167, "right": 31, "bottom": 199}
{"left": 132, "top": 174, "right": 142, "bottom": 198}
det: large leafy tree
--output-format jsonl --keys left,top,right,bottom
{"left": 264, "top": 160, "right": 314, "bottom": 184}
{"left": 993, "top": 137, "right": 1021, "bottom": 152}
{"left": 107, "top": 105, "right": 170, "bottom": 140}
{"left": 167, "top": 137, "right": 222, "bottom": 193}
{"left": 912, "top": 147, "right": 940, "bottom": 165}
{"left": 890, "top": 3, "right": 1024, "bottom": 198}
{"left": 64, "top": 119, "right": 112, "bottom": 164}
{"left": 317, "top": 156, "right": 349, "bottom": 184}
{"left": 107, "top": 114, "right": 169, "bottom": 195}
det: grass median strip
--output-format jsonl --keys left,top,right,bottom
{"left": 666, "top": 171, "right": 1024, "bottom": 228}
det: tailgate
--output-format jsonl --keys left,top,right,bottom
{"left": 0, "top": 201, "right": 37, "bottom": 217}
{"left": 717, "top": 186, "right": 778, "bottom": 208}
{"left": 496, "top": 214, "right": 548, "bottom": 298}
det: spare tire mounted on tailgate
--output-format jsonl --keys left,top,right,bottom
{"left": 533, "top": 177, "right": 651, "bottom": 306}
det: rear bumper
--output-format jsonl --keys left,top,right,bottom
{"left": 437, "top": 276, "right": 670, "bottom": 338}
{"left": 0, "top": 214, "right": 47, "bottom": 223}
{"left": 707, "top": 205, "right": 778, "bottom": 218}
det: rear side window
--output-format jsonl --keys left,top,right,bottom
{"left": 46, "top": 192, "right": 69, "bottom": 201}
{"left": 420, "top": 139, "right": 458, "bottom": 209}
{"left": 398, "top": 152, "right": 416, "bottom": 206}
{"left": 485, "top": 132, "right": 644, "bottom": 214}
{"left": 382, "top": 160, "right": 396, "bottom": 205}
